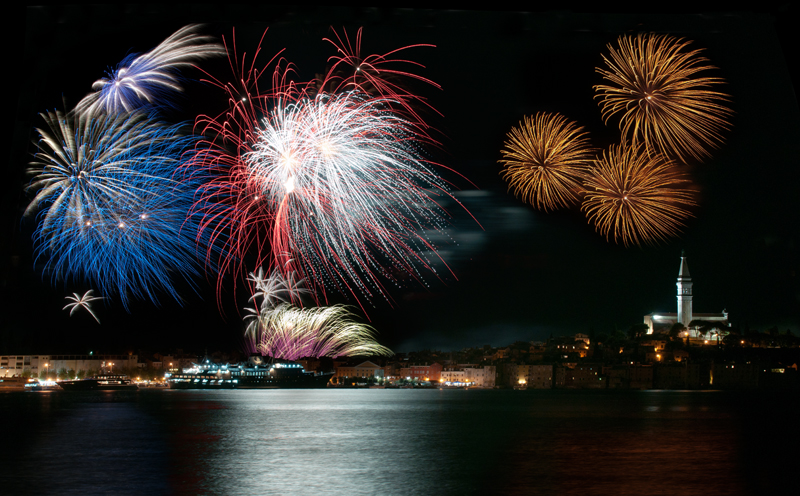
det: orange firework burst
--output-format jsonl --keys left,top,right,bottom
{"left": 582, "top": 141, "right": 697, "bottom": 247}
{"left": 499, "top": 113, "right": 594, "bottom": 211}
{"left": 594, "top": 33, "right": 732, "bottom": 163}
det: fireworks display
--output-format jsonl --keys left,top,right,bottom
{"left": 188, "top": 29, "right": 468, "bottom": 309}
{"left": 251, "top": 303, "right": 392, "bottom": 360}
{"left": 18, "top": 17, "right": 741, "bottom": 354}
{"left": 247, "top": 91, "right": 455, "bottom": 302}
{"left": 581, "top": 141, "right": 697, "bottom": 247}
{"left": 499, "top": 113, "right": 594, "bottom": 211}
{"left": 594, "top": 33, "right": 732, "bottom": 163}
{"left": 63, "top": 290, "right": 103, "bottom": 324}
{"left": 25, "top": 108, "right": 211, "bottom": 308}
{"left": 75, "top": 24, "right": 224, "bottom": 115}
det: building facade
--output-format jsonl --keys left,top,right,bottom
{"left": 335, "top": 361, "right": 384, "bottom": 381}
{"left": 399, "top": 362, "right": 443, "bottom": 382}
{"left": 643, "top": 252, "right": 729, "bottom": 336}
{"left": 0, "top": 354, "right": 139, "bottom": 378}
{"left": 440, "top": 365, "right": 496, "bottom": 387}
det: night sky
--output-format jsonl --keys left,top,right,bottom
{"left": 3, "top": 5, "right": 799, "bottom": 355}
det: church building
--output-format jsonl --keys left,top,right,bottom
{"left": 643, "top": 251, "right": 729, "bottom": 337}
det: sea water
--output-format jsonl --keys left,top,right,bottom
{"left": 0, "top": 389, "right": 796, "bottom": 495}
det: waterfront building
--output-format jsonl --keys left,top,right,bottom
{"left": 643, "top": 251, "right": 729, "bottom": 337}
{"left": 553, "top": 365, "right": 567, "bottom": 388}
{"left": 504, "top": 364, "right": 553, "bottom": 388}
{"left": 604, "top": 364, "right": 653, "bottom": 389}
{"left": 398, "top": 362, "right": 443, "bottom": 382}
{"left": 503, "top": 363, "right": 529, "bottom": 387}
{"left": 564, "top": 363, "right": 605, "bottom": 388}
{"left": 440, "top": 365, "right": 496, "bottom": 387}
{"left": 440, "top": 367, "right": 467, "bottom": 384}
{"left": 526, "top": 364, "right": 553, "bottom": 388}
{"left": 460, "top": 365, "right": 495, "bottom": 387}
{"left": 0, "top": 354, "right": 138, "bottom": 378}
{"left": 335, "top": 361, "right": 384, "bottom": 381}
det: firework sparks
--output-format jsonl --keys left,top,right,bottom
{"left": 25, "top": 108, "right": 212, "bottom": 308}
{"left": 247, "top": 262, "right": 309, "bottom": 309}
{"left": 317, "top": 27, "right": 440, "bottom": 132}
{"left": 499, "top": 112, "right": 594, "bottom": 211}
{"left": 581, "top": 141, "right": 697, "bottom": 247}
{"left": 63, "top": 290, "right": 103, "bottom": 324}
{"left": 75, "top": 24, "right": 224, "bottom": 115}
{"left": 188, "top": 30, "right": 473, "bottom": 309}
{"left": 252, "top": 303, "right": 392, "bottom": 360}
{"left": 594, "top": 33, "right": 732, "bottom": 163}
{"left": 245, "top": 91, "right": 457, "bottom": 302}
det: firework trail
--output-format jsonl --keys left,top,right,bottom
{"left": 316, "top": 27, "right": 440, "bottom": 133}
{"left": 75, "top": 24, "right": 224, "bottom": 115}
{"left": 581, "top": 141, "right": 697, "bottom": 247}
{"left": 187, "top": 29, "right": 474, "bottom": 309}
{"left": 499, "top": 112, "right": 594, "bottom": 211}
{"left": 63, "top": 290, "right": 103, "bottom": 324}
{"left": 594, "top": 33, "right": 732, "bottom": 163}
{"left": 26, "top": 108, "right": 213, "bottom": 308}
{"left": 252, "top": 303, "right": 392, "bottom": 360}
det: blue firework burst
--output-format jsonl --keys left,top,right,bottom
{"left": 26, "top": 108, "right": 213, "bottom": 309}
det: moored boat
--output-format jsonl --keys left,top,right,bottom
{"left": 58, "top": 374, "right": 138, "bottom": 391}
{"left": 0, "top": 376, "right": 28, "bottom": 391}
{"left": 166, "top": 359, "right": 333, "bottom": 389}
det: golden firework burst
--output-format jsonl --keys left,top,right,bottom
{"left": 582, "top": 141, "right": 697, "bottom": 247}
{"left": 499, "top": 113, "right": 594, "bottom": 211}
{"left": 594, "top": 33, "right": 732, "bottom": 163}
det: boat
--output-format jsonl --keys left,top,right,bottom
{"left": 0, "top": 376, "right": 28, "bottom": 391}
{"left": 24, "top": 379, "right": 60, "bottom": 391}
{"left": 166, "top": 359, "right": 333, "bottom": 389}
{"left": 57, "top": 374, "right": 138, "bottom": 391}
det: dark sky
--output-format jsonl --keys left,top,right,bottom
{"left": 3, "top": 5, "right": 799, "bottom": 355}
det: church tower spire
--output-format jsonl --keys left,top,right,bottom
{"left": 677, "top": 250, "right": 693, "bottom": 327}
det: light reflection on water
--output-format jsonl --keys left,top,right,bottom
{"left": 1, "top": 389, "right": 797, "bottom": 495}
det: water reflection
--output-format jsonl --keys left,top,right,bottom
{"left": 1, "top": 389, "right": 797, "bottom": 495}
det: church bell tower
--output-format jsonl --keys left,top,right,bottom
{"left": 676, "top": 250, "right": 693, "bottom": 327}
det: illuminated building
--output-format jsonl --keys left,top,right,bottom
{"left": 334, "top": 361, "right": 384, "bottom": 381}
{"left": 0, "top": 354, "right": 138, "bottom": 378}
{"left": 643, "top": 251, "right": 729, "bottom": 337}
{"left": 440, "top": 365, "right": 496, "bottom": 387}
{"left": 399, "top": 362, "right": 443, "bottom": 382}
{"left": 504, "top": 364, "right": 553, "bottom": 388}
